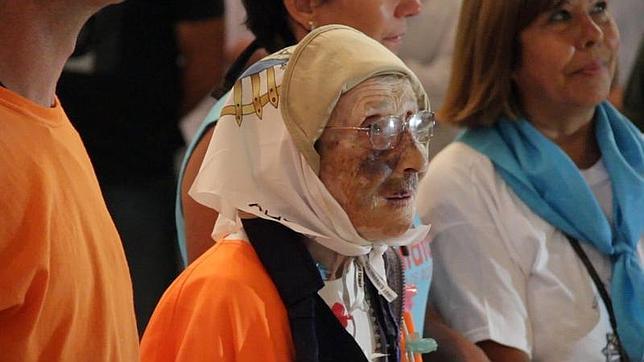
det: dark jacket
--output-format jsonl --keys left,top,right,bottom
{"left": 242, "top": 218, "right": 406, "bottom": 362}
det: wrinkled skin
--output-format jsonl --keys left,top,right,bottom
{"left": 317, "top": 76, "right": 428, "bottom": 242}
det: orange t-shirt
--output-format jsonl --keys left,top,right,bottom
{"left": 141, "top": 239, "right": 295, "bottom": 362}
{"left": 0, "top": 88, "right": 139, "bottom": 361}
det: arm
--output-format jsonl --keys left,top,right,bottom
{"left": 476, "top": 341, "right": 530, "bottom": 362}
{"left": 424, "top": 211, "right": 533, "bottom": 361}
{"left": 424, "top": 308, "right": 490, "bottom": 362}
{"left": 176, "top": 17, "right": 225, "bottom": 114}
{"left": 182, "top": 126, "right": 219, "bottom": 263}
{"left": 416, "top": 146, "right": 534, "bottom": 359}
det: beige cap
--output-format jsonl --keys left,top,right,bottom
{"left": 280, "top": 24, "right": 430, "bottom": 174}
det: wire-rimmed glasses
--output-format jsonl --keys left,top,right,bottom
{"left": 325, "top": 110, "right": 436, "bottom": 150}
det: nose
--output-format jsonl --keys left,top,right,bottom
{"left": 395, "top": 0, "right": 422, "bottom": 18}
{"left": 576, "top": 14, "right": 604, "bottom": 49}
{"left": 394, "top": 130, "right": 428, "bottom": 175}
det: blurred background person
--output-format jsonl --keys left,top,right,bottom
{"left": 0, "top": 0, "right": 139, "bottom": 359}
{"left": 57, "top": 0, "right": 225, "bottom": 333}
{"left": 399, "top": 0, "right": 462, "bottom": 159}
{"left": 179, "top": 0, "right": 254, "bottom": 142}
{"left": 623, "top": 37, "right": 644, "bottom": 131}
{"left": 418, "top": 0, "right": 643, "bottom": 360}
{"left": 223, "top": 0, "right": 254, "bottom": 67}
{"left": 399, "top": 0, "right": 460, "bottom": 110}
{"left": 607, "top": 0, "right": 644, "bottom": 107}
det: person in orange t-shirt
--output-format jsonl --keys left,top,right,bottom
{"left": 0, "top": 0, "right": 139, "bottom": 360}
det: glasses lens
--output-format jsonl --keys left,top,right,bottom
{"left": 410, "top": 111, "right": 435, "bottom": 145}
{"left": 366, "top": 112, "right": 434, "bottom": 150}
{"left": 369, "top": 116, "right": 401, "bottom": 150}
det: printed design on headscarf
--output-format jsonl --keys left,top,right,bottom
{"left": 221, "top": 66, "right": 280, "bottom": 126}
{"left": 248, "top": 203, "right": 291, "bottom": 222}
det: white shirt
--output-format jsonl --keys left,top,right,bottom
{"left": 417, "top": 142, "right": 644, "bottom": 362}
{"left": 317, "top": 259, "right": 379, "bottom": 361}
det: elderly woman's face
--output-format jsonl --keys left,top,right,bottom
{"left": 317, "top": 77, "right": 428, "bottom": 241}
{"left": 513, "top": 0, "right": 619, "bottom": 114}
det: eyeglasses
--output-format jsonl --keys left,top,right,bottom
{"left": 325, "top": 110, "right": 436, "bottom": 150}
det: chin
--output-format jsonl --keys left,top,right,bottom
{"left": 572, "top": 94, "right": 610, "bottom": 110}
{"left": 571, "top": 80, "right": 612, "bottom": 105}
{"left": 356, "top": 219, "right": 413, "bottom": 242}
{"left": 381, "top": 39, "right": 402, "bottom": 54}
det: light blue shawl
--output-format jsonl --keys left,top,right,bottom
{"left": 460, "top": 102, "right": 644, "bottom": 361}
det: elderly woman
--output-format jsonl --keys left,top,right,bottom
{"left": 418, "top": 0, "right": 644, "bottom": 361}
{"left": 141, "top": 25, "right": 437, "bottom": 361}
{"left": 176, "top": 0, "right": 436, "bottom": 336}
{"left": 179, "top": 0, "right": 422, "bottom": 266}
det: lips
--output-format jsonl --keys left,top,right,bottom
{"left": 384, "top": 193, "right": 413, "bottom": 209}
{"left": 573, "top": 59, "right": 608, "bottom": 76}
{"left": 383, "top": 188, "right": 415, "bottom": 209}
{"left": 384, "top": 33, "right": 405, "bottom": 42}
{"left": 382, "top": 175, "right": 417, "bottom": 205}
{"left": 386, "top": 190, "right": 412, "bottom": 200}
{"left": 382, "top": 33, "right": 406, "bottom": 48}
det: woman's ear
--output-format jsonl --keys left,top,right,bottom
{"left": 283, "top": 0, "right": 316, "bottom": 31}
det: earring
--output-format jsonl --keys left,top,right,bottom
{"left": 308, "top": 20, "right": 317, "bottom": 31}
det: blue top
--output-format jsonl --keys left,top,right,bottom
{"left": 175, "top": 93, "right": 228, "bottom": 266}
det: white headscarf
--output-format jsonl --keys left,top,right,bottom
{"left": 190, "top": 25, "right": 431, "bottom": 301}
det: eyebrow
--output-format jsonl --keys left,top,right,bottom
{"left": 549, "top": 0, "right": 570, "bottom": 9}
{"left": 364, "top": 99, "right": 396, "bottom": 112}
{"left": 361, "top": 100, "right": 418, "bottom": 119}
{"left": 363, "top": 91, "right": 416, "bottom": 110}
{"left": 549, "top": 0, "right": 601, "bottom": 11}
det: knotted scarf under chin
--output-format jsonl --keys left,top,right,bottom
{"left": 460, "top": 101, "right": 644, "bottom": 361}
